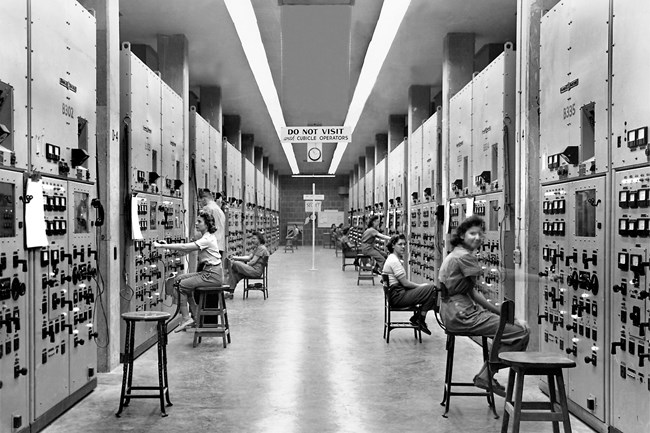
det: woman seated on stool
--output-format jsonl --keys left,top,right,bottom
{"left": 382, "top": 234, "right": 438, "bottom": 335}
{"left": 227, "top": 231, "right": 270, "bottom": 289}
{"left": 360, "top": 215, "right": 391, "bottom": 274}
{"left": 438, "top": 215, "right": 529, "bottom": 396}
{"left": 152, "top": 211, "right": 222, "bottom": 331}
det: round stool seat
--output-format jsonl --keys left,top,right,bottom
{"left": 121, "top": 311, "right": 171, "bottom": 322}
{"left": 499, "top": 351, "right": 577, "bottom": 368}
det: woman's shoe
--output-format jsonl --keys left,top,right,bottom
{"left": 473, "top": 375, "right": 506, "bottom": 397}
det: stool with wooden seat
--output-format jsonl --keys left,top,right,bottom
{"left": 243, "top": 258, "right": 269, "bottom": 299}
{"left": 438, "top": 283, "right": 505, "bottom": 419}
{"left": 116, "top": 311, "right": 172, "bottom": 417}
{"left": 193, "top": 285, "right": 232, "bottom": 348}
{"left": 381, "top": 274, "right": 422, "bottom": 343}
{"left": 498, "top": 301, "right": 576, "bottom": 432}
{"left": 356, "top": 255, "right": 375, "bottom": 285}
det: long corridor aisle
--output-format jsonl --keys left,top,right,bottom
{"left": 43, "top": 248, "right": 595, "bottom": 433}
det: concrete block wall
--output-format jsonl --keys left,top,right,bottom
{"left": 279, "top": 176, "right": 349, "bottom": 245}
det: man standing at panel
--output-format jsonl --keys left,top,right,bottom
{"left": 200, "top": 189, "right": 226, "bottom": 258}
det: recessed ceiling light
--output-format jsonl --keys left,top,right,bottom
{"left": 224, "top": 0, "right": 301, "bottom": 174}
{"left": 328, "top": 0, "right": 411, "bottom": 174}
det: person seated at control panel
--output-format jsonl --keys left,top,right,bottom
{"left": 438, "top": 215, "right": 530, "bottom": 396}
{"left": 152, "top": 211, "right": 222, "bottom": 330}
{"left": 339, "top": 227, "right": 356, "bottom": 252}
{"left": 360, "top": 215, "right": 391, "bottom": 274}
{"left": 382, "top": 234, "right": 438, "bottom": 335}
{"left": 227, "top": 231, "right": 270, "bottom": 289}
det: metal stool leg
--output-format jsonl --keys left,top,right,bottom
{"left": 481, "top": 336, "right": 498, "bottom": 419}
{"left": 116, "top": 320, "right": 133, "bottom": 417}
{"left": 156, "top": 321, "right": 168, "bottom": 417}
{"left": 124, "top": 320, "right": 136, "bottom": 408}
{"left": 161, "top": 321, "right": 172, "bottom": 407}
{"left": 442, "top": 335, "right": 455, "bottom": 417}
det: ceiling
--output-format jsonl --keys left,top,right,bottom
{"left": 118, "top": 0, "right": 517, "bottom": 176}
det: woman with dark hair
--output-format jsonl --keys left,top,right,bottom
{"left": 438, "top": 216, "right": 529, "bottom": 396}
{"left": 227, "top": 231, "right": 270, "bottom": 289}
{"left": 360, "top": 215, "right": 391, "bottom": 274}
{"left": 153, "top": 211, "right": 222, "bottom": 330}
{"left": 382, "top": 234, "right": 438, "bottom": 335}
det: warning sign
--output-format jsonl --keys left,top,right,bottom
{"left": 281, "top": 126, "right": 352, "bottom": 143}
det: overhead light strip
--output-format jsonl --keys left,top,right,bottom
{"left": 328, "top": 0, "right": 411, "bottom": 174}
{"left": 224, "top": 0, "right": 300, "bottom": 174}
{"left": 291, "top": 174, "right": 336, "bottom": 178}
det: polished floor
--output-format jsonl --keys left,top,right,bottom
{"left": 43, "top": 246, "right": 595, "bottom": 433}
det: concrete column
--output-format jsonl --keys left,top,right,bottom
{"left": 408, "top": 85, "right": 431, "bottom": 138}
{"left": 254, "top": 146, "right": 263, "bottom": 206}
{"left": 407, "top": 86, "right": 431, "bottom": 236}
{"left": 375, "top": 133, "right": 388, "bottom": 162}
{"left": 358, "top": 157, "right": 365, "bottom": 209}
{"left": 514, "top": 0, "right": 559, "bottom": 348}
{"left": 441, "top": 32, "right": 475, "bottom": 241}
{"left": 273, "top": 170, "right": 279, "bottom": 211}
{"left": 222, "top": 115, "right": 241, "bottom": 149}
{"left": 130, "top": 44, "right": 158, "bottom": 71}
{"left": 269, "top": 164, "right": 275, "bottom": 210}
{"left": 263, "top": 156, "right": 270, "bottom": 208}
{"left": 78, "top": 0, "right": 121, "bottom": 372}
{"left": 375, "top": 134, "right": 388, "bottom": 217}
{"left": 241, "top": 134, "right": 254, "bottom": 162}
{"left": 352, "top": 166, "right": 358, "bottom": 210}
{"left": 241, "top": 134, "right": 254, "bottom": 206}
{"left": 388, "top": 114, "right": 406, "bottom": 151}
{"left": 200, "top": 86, "right": 222, "bottom": 132}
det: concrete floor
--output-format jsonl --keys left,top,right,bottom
{"left": 43, "top": 246, "right": 596, "bottom": 433}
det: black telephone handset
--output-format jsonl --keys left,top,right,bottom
{"left": 91, "top": 199, "right": 105, "bottom": 227}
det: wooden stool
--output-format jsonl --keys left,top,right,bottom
{"left": 441, "top": 333, "right": 498, "bottom": 418}
{"left": 356, "top": 255, "right": 375, "bottom": 285}
{"left": 193, "top": 286, "right": 231, "bottom": 348}
{"left": 498, "top": 352, "right": 576, "bottom": 433}
{"left": 116, "top": 311, "right": 172, "bottom": 417}
{"left": 243, "top": 265, "right": 268, "bottom": 300}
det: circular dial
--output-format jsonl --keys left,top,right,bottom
{"left": 308, "top": 146, "right": 321, "bottom": 161}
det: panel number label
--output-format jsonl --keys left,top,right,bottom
{"left": 62, "top": 103, "right": 74, "bottom": 119}
{"left": 562, "top": 103, "right": 576, "bottom": 120}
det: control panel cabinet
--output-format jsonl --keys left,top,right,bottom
{"left": 120, "top": 43, "right": 163, "bottom": 195}
{"left": 539, "top": 177, "right": 607, "bottom": 421}
{"left": 539, "top": 0, "right": 609, "bottom": 183}
{"left": 0, "top": 2, "right": 29, "bottom": 170}
{"left": 30, "top": 1, "right": 97, "bottom": 179}
{"left": 66, "top": 181, "right": 98, "bottom": 394}
{"left": 610, "top": 168, "right": 650, "bottom": 433}
{"left": 0, "top": 169, "right": 29, "bottom": 432}
{"left": 33, "top": 177, "right": 99, "bottom": 418}
{"left": 610, "top": 1, "right": 650, "bottom": 170}
{"left": 448, "top": 83, "right": 473, "bottom": 198}
{"left": 160, "top": 83, "right": 184, "bottom": 199}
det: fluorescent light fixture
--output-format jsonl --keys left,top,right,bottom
{"left": 224, "top": 0, "right": 300, "bottom": 174}
{"left": 328, "top": 0, "right": 411, "bottom": 174}
{"left": 292, "top": 174, "right": 336, "bottom": 178}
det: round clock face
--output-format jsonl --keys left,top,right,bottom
{"left": 308, "top": 146, "right": 321, "bottom": 161}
